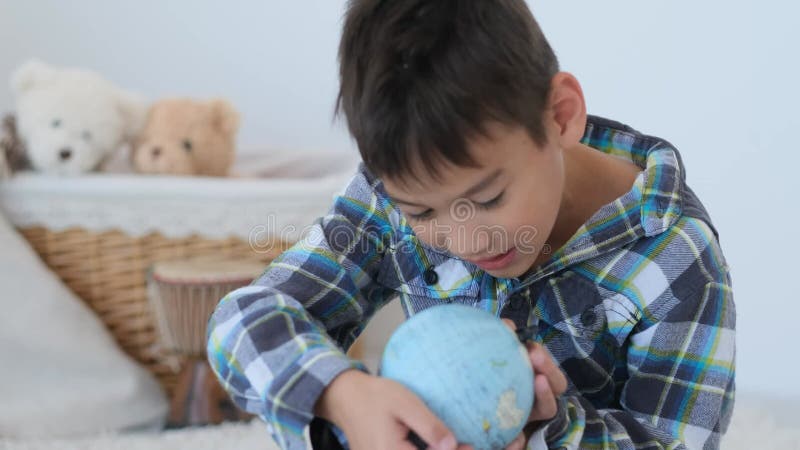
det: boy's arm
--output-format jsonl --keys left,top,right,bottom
{"left": 206, "top": 167, "right": 396, "bottom": 450}
{"left": 532, "top": 275, "right": 735, "bottom": 449}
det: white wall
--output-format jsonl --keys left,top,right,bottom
{"left": 0, "top": 0, "right": 354, "bottom": 153}
{"left": 1, "top": 1, "right": 796, "bottom": 397}
{"left": 532, "top": 1, "right": 798, "bottom": 400}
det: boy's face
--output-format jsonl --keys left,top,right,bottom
{"left": 383, "top": 121, "right": 565, "bottom": 279}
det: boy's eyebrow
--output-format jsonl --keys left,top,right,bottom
{"left": 391, "top": 168, "right": 504, "bottom": 208}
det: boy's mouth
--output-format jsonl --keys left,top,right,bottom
{"left": 468, "top": 247, "right": 516, "bottom": 270}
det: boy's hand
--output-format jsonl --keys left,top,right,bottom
{"left": 501, "top": 320, "right": 569, "bottom": 449}
{"left": 314, "top": 369, "right": 474, "bottom": 450}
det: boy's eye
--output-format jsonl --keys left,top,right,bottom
{"left": 408, "top": 209, "right": 434, "bottom": 221}
{"left": 474, "top": 191, "right": 505, "bottom": 209}
{"left": 406, "top": 192, "right": 504, "bottom": 221}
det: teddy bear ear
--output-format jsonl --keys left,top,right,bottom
{"left": 209, "top": 99, "right": 240, "bottom": 136}
{"left": 0, "top": 147, "right": 9, "bottom": 180}
{"left": 10, "top": 59, "right": 58, "bottom": 95}
{"left": 116, "top": 90, "right": 149, "bottom": 141}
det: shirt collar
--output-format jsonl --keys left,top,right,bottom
{"left": 515, "top": 115, "right": 686, "bottom": 287}
{"left": 582, "top": 115, "right": 685, "bottom": 236}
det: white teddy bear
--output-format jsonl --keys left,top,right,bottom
{"left": 0, "top": 140, "right": 8, "bottom": 179}
{"left": 10, "top": 59, "right": 147, "bottom": 175}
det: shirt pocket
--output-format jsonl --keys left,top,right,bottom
{"left": 540, "top": 272, "right": 622, "bottom": 402}
{"left": 376, "top": 235, "right": 480, "bottom": 301}
{"left": 542, "top": 271, "right": 608, "bottom": 340}
{"left": 548, "top": 273, "right": 641, "bottom": 349}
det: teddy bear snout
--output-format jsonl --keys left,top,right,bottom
{"left": 151, "top": 146, "right": 161, "bottom": 158}
{"left": 59, "top": 147, "right": 72, "bottom": 161}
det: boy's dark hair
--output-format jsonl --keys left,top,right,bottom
{"left": 336, "top": 0, "right": 560, "bottom": 183}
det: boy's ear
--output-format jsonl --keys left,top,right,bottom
{"left": 545, "top": 72, "right": 587, "bottom": 148}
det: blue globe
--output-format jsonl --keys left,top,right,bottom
{"left": 379, "top": 304, "right": 534, "bottom": 450}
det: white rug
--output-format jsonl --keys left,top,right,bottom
{"left": 2, "top": 395, "right": 798, "bottom": 449}
{"left": 0, "top": 420, "right": 276, "bottom": 450}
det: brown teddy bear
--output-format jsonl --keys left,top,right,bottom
{"left": 0, "top": 114, "right": 32, "bottom": 179}
{"left": 132, "top": 98, "right": 239, "bottom": 177}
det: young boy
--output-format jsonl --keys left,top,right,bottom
{"left": 207, "top": 1, "right": 735, "bottom": 449}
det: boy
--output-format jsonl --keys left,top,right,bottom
{"left": 207, "top": 1, "right": 735, "bottom": 449}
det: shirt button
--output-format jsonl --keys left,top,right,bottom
{"left": 580, "top": 308, "right": 597, "bottom": 326}
{"left": 423, "top": 267, "right": 438, "bottom": 285}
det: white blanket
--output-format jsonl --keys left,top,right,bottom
{"left": 0, "top": 210, "right": 168, "bottom": 438}
{"left": 0, "top": 149, "right": 363, "bottom": 241}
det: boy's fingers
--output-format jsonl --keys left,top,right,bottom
{"left": 396, "top": 392, "right": 458, "bottom": 450}
{"left": 529, "top": 374, "right": 558, "bottom": 421}
{"left": 528, "top": 343, "right": 568, "bottom": 396}
{"left": 504, "top": 432, "right": 526, "bottom": 450}
{"left": 501, "top": 318, "right": 516, "bottom": 331}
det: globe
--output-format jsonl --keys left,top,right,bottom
{"left": 379, "top": 303, "right": 534, "bottom": 450}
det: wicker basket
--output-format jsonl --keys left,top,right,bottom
{"left": 18, "top": 225, "right": 292, "bottom": 397}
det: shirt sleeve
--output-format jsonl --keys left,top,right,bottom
{"left": 206, "top": 168, "right": 397, "bottom": 450}
{"left": 529, "top": 274, "right": 735, "bottom": 450}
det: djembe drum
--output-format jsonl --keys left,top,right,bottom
{"left": 147, "top": 257, "right": 265, "bottom": 427}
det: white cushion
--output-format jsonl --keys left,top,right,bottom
{"left": 0, "top": 208, "right": 167, "bottom": 437}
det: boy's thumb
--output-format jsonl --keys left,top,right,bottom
{"left": 397, "top": 396, "right": 457, "bottom": 450}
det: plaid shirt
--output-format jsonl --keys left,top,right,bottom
{"left": 207, "top": 115, "right": 735, "bottom": 450}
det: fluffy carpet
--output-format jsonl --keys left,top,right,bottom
{"left": 2, "top": 395, "right": 798, "bottom": 449}
{"left": 0, "top": 420, "right": 277, "bottom": 450}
